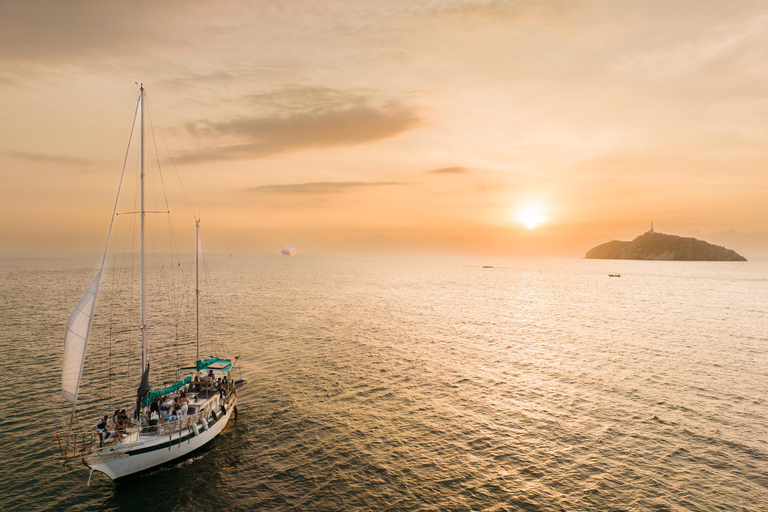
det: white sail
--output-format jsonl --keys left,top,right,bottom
{"left": 62, "top": 271, "right": 102, "bottom": 404}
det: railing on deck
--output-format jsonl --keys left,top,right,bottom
{"left": 56, "top": 390, "right": 236, "bottom": 462}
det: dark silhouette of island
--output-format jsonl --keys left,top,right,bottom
{"left": 585, "top": 225, "right": 746, "bottom": 261}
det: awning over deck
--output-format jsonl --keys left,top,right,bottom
{"left": 140, "top": 376, "right": 192, "bottom": 406}
{"left": 177, "top": 356, "right": 232, "bottom": 373}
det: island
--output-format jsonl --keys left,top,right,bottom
{"left": 585, "top": 225, "right": 747, "bottom": 261}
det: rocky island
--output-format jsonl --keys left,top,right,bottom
{"left": 585, "top": 226, "right": 746, "bottom": 261}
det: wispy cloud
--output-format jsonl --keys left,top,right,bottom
{"left": 249, "top": 181, "right": 404, "bottom": 195}
{"left": 423, "top": 166, "right": 469, "bottom": 175}
{"left": 428, "top": 0, "right": 579, "bottom": 21}
{"left": 4, "top": 150, "right": 96, "bottom": 166}
{"left": 179, "top": 87, "right": 421, "bottom": 163}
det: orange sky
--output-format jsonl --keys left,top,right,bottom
{"left": 2, "top": 0, "right": 767, "bottom": 258}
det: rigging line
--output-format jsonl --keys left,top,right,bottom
{"left": 168, "top": 215, "right": 181, "bottom": 372}
{"left": 147, "top": 96, "right": 194, "bottom": 371}
{"left": 199, "top": 225, "right": 215, "bottom": 356}
{"left": 108, "top": 239, "right": 119, "bottom": 410}
{"left": 108, "top": 144, "right": 139, "bottom": 409}
{"left": 70, "top": 91, "right": 141, "bottom": 428}
{"left": 146, "top": 96, "right": 198, "bottom": 223}
{"left": 148, "top": 96, "right": 205, "bottom": 369}
{"left": 145, "top": 94, "right": 172, "bottom": 216}
{"left": 146, "top": 102, "right": 184, "bottom": 370}
{"left": 145, "top": 219, "right": 184, "bottom": 374}
{"left": 150, "top": 107, "right": 187, "bottom": 368}
{"left": 100, "top": 91, "right": 141, "bottom": 276}
{"left": 127, "top": 141, "right": 140, "bottom": 381}
{"left": 112, "top": 216, "right": 138, "bottom": 403}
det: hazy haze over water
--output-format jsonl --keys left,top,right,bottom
{"left": 1, "top": 253, "right": 767, "bottom": 511}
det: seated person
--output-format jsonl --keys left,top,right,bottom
{"left": 169, "top": 397, "right": 181, "bottom": 421}
{"left": 113, "top": 419, "right": 126, "bottom": 441}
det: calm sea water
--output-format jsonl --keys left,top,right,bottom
{"left": 1, "top": 253, "right": 767, "bottom": 511}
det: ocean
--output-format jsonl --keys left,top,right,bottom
{"left": 1, "top": 253, "right": 767, "bottom": 511}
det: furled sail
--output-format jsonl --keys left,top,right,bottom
{"left": 62, "top": 271, "right": 102, "bottom": 404}
{"left": 137, "top": 362, "right": 151, "bottom": 400}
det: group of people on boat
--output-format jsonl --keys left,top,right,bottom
{"left": 93, "top": 369, "right": 235, "bottom": 447}
{"left": 94, "top": 409, "right": 131, "bottom": 446}
{"left": 148, "top": 392, "right": 190, "bottom": 424}
{"left": 190, "top": 371, "right": 231, "bottom": 398}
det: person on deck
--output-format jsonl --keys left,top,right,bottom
{"left": 179, "top": 393, "right": 189, "bottom": 418}
{"left": 108, "top": 410, "right": 120, "bottom": 431}
{"left": 115, "top": 418, "right": 126, "bottom": 441}
{"left": 170, "top": 397, "right": 181, "bottom": 421}
{"left": 96, "top": 416, "right": 111, "bottom": 446}
{"left": 215, "top": 379, "right": 225, "bottom": 399}
{"left": 161, "top": 396, "right": 172, "bottom": 422}
{"left": 150, "top": 398, "right": 160, "bottom": 424}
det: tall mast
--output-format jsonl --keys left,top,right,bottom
{"left": 140, "top": 84, "right": 148, "bottom": 373}
{"left": 196, "top": 218, "right": 200, "bottom": 368}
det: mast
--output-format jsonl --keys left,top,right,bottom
{"left": 140, "top": 84, "right": 148, "bottom": 373}
{"left": 196, "top": 218, "right": 200, "bottom": 369}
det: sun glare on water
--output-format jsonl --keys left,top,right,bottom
{"left": 515, "top": 202, "right": 547, "bottom": 229}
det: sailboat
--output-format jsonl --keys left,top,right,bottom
{"left": 57, "top": 84, "right": 247, "bottom": 482}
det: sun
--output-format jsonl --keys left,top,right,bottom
{"left": 515, "top": 202, "right": 547, "bottom": 229}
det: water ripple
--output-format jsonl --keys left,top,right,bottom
{"left": 1, "top": 255, "right": 767, "bottom": 511}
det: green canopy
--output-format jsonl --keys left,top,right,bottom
{"left": 177, "top": 356, "right": 232, "bottom": 373}
{"left": 195, "top": 357, "right": 232, "bottom": 372}
{"left": 141, "top": 376, "right": 192, "bottom": 407}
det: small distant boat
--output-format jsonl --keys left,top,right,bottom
{"left": 281, "top": 245, "right": 296, "bottom": 256}
{"left": 609, "top": 273, "right": 621, "bottom": 277}
{"left": 483, "top": 266, "right": 493, "bottom": 268}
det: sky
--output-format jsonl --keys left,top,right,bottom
{"left": 2, "top": 0, "right": 767, "bottom": 258}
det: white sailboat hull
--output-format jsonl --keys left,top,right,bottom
{"left": 84, "top": 398, "right": 236, "bottom": 481}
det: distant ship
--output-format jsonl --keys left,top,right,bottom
{"left": 281, "top": 245, "right": 296, "bottom": 256}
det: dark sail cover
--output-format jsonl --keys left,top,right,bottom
{"left": 137, "top": 363, "right": 150, "bottom": 399}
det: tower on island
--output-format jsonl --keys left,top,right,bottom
{"left": 648, "top": 222, "right": 654, "bottom": 233}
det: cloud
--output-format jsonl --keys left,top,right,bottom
{"left": 423, "top": 166, "right": 469, "bottom": 175}
{"left": 178, "top": 87, "right": 421, "bottom": 163}
{"left": 428, "top": 0, "right": 579, "bottom": 21}
{"left": 249, "top": 181, "right": 403, "bottom": 195}
{"left": 244, "top": 86, "right": 373, "bottom": 116}
{"left": 0, "top": 1, "right": 175, "bottom": 63}
{"left": 4, "top": 150, "right": 96, "bottom": 166}
{"left": 0, "top": 74, "right": 18, "bottom": 86}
